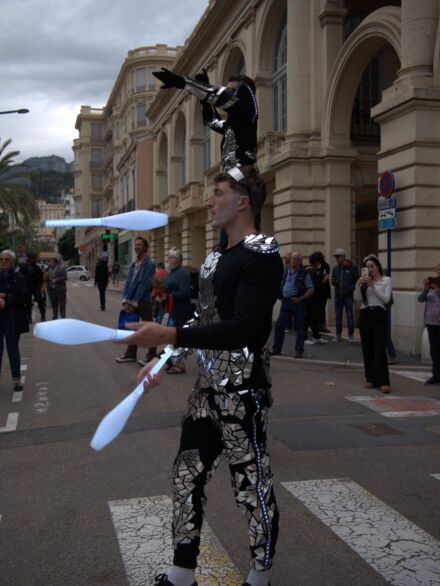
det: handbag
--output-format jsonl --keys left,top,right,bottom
{"left": 159, "top": 295, "right": 175, "bottom": 327}
{"left": 118, "top": 308, "right": 140, "bottom": 330}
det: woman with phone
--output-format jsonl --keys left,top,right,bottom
{"left": 418, "top": 262, "right": 440, "bottom": 385}
{"left": 355, "top": 255, "right": 392, "bottom": 393}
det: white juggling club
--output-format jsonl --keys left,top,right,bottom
{"left": 34, "top": 318, "right": 132, "bottom": 345}
{"left": 90, "top": 346, "right": 174, "bottom": 451}
{"left": 45, "top": 210, "right": 168, "bottom": 231}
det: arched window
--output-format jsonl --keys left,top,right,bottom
{"left": 203, "top": 122, "right": 211, "bottom": 172}
{"left": 159, "top": 134, "right": 168, "bottom": 201}
{"left": 273, "top": 16, "right": 287, "bottom": 132}
{"left": 175, "top": 115, "right": 186, "bottom": 189}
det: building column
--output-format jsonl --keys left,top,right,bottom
{"left": 371, "top": 6, "right": 440, "bottom": 354}
{"left": 180, "top": 216, "right": 192, "bottom": 266}
{"left": 399, "top": 0, "right": 438, "bottom": 84}
{"left": 285, "top": 0, "right": 310, "bottom": 142}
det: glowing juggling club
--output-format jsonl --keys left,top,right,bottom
{"left": 44, "top": 210, "right": 168, "bottom": 231}
{"left": 34, "top": 318, "right": 133, "bottom": 345}
{"left": 90, "top": 346, "right": 174, "bottom": 451}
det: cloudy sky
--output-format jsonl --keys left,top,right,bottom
{"left": 0, "top": 0, "right": 209, "bottom": 163}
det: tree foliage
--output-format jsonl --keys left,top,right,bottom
{"left": 0, "top": 139, "right": 39, "bottom": 227}
{"left": 58, "top": 228, "right": 78, "bottom": 263}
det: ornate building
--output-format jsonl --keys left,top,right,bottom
{"left": 73, "top": 1, "right": 440, "bottom": 355}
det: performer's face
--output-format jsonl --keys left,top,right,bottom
{"left": 209, "top": 181, "right": 245, "bottom": 229}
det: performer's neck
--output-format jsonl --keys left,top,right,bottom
{"left": 225, "top": 220, "right": 257, "bottom": 249}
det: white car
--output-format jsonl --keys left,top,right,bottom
{"left": 66, "top": 265, "right": 90, "bottom": 281}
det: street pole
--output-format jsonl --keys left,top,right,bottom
{"left": 0, "top": 109, "right": 29, "bottom": 115}
{"left": 386, "top": 228, "right": 396, "bottom": 360}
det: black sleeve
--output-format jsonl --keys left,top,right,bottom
{"left": 175, "top": 254, "right": 282, "bottom": 350}
{"left": 6, "top": 273, "right": 28, "bottom": 308}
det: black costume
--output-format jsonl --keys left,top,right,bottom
{"left": 20, "top": 261, "right": 45, "bottom": 322}
{"left": 165, "top": 234, "right": 283, "bottom": 572}
{"left": 153, "top": 69, "right": 258, "bottom": 171}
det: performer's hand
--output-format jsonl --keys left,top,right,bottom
{"left": 136, "top": 357, "right": 165, "bottom": 393}
{"left": 194, "top": 68, "right": 209, "bottom": 85}
{"left": 153, "top": 68, "right": 185, "bottom": 89}
{"left": 114, "top": 320, "right": 177, "bottom": 347}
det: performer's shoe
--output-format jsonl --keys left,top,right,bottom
{"left": 153, "top": 574, "right": 198, "bottom": 585}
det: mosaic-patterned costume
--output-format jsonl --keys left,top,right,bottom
{"left": 168, "top": 234, "right": 283, "bottom": 572}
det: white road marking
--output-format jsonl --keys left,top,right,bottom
{"left": 109, "top": 495, "right": 242, "bottom": 585}
{"left": 12, "top": 391, "right": 23, "bottom": 403}
{"left": 431, "top": 474, "right": 440, "bottom": 481}
{"left": 391, "top": 370, "right": 432, "bottom": 384}
{"left": 282, "top": 478, "right": 440, "bottom": 586}
{"left": 20, "top": 364, "right": 28, "bottom": 372}
{"left": 0, "top": 412, "right": 19, "bottom": 432}
{"left": 34, "top": 384, "right": 50, "bottom": 414}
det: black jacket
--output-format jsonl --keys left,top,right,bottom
{"left": 95, "top": 260, "right": 109, "bottom": 287}
{"left": 20, "top": 262, "right": 43, "bottom": 292}
{"left": 0, "top": 268, "right": 29, "bottom": 335}
{"left": 331, "top": 261, "right": 359, "bottom": 298}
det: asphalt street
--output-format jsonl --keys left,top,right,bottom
{"left": 0, "top": 281, "right": 439, "bottom": 586}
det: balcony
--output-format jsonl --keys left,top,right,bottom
{"left": 121, "top": 199, "right": 135, "bottom": 213}
{"left": 178, "top": 182, "right": 204, "bottom": 214}
{"left": 257, "top": 131, "right": 285, "bottom": 172}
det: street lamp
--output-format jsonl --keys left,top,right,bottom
{"left": 0, "top": 109, "right": 29, "bottom": 115}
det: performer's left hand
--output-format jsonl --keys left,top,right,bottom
{"left": 136, "top": 357, "right": 165, "bottom": 393}
{"left": 113, "top": 320, "right": 177, "bottom": 347}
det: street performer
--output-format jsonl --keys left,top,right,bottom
{"left": 116, "top": 166, "right": 283, "bottom": 586}
{"left": 153, "top": 67, "right": 258, "bottom": 172}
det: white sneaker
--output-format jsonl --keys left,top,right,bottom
{"left": 304, "top": 339, "right": 316, "bottom": 345}
{"left": 331, "top": 336, "right": 341, "bottom": 343}
{"left": 314, "top": 338, "right": 328, "bottom": 344}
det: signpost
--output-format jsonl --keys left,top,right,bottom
{"left": 100, "top": 233, "right": 118, "bottom": 240}
{"left": 378, "top": 171, "right": 396, "bottom": 360}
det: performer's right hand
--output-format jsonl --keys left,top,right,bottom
{"left": 153, "top": 68, "right": 185, "bottom": 89}
{"left": 195, "top": 68, "right": 209, "bottom": 85}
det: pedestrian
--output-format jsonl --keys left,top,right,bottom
{"left": 304, "top": 252, "right": 329, "bottom": 345}
{"left": 161, "top": 247, "right": 192, "bottom": 374}
{"left": 20, "top": 252, "right": 46, "bottom": 323}
{"left": 115, "top": 166, "right": 283, "bottom": 586}
{"left": 151, "top": 261, "right": 169, "bottom": 320}
{"left": 272, "top": 251, "right": 314, "bottom": 358}
{"left": 115, "top": 236, "right": 156, "bottom": 364}
{"left": 94, "top": 255, "right": 109, "bottom": 311}
{"left": 330, "top": 248, "right": 359, "bottom": 342}
{"left": 317, "top": 252, "right": 331, "bottom": 333}
{"left": 47, "top": 256, "right": 67, "bottom": 319}
{"left": 417, "top": 262, "right": 440, "bottom": 385}
{"left": 356, "top": 254, "right": 392, "bottom": 393}
{"left": 111, "top": 261, "right": 120, "bottom": 285}
{"left": 282, "top": 253, "right": 293, "bottom": 333}
{"left": 0, "top": 250, "right": 29, "bottom": 391}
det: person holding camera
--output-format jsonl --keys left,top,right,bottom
{"left": 418, "top": 262, "right": 440, "bottom": 385}
{"left": 356, "top": 254, "right": 392, "bottom": 393}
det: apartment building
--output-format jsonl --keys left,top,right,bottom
{"left": 73, "top": 44, "right": 179, "bottom": 272}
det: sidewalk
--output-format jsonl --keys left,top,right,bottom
{"left": 106, "top": 282, "right": 427, "bottom": 369}
{"left": 268, "top": 326, "right": 427, "bottom": 369}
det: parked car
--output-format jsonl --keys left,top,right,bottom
{"left": 66, "top": 265, "right": 90, "bottom": 281}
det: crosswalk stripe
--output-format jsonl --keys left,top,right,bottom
{"left": 431, "top": 474, "right": 440, "bottom": 481}
{"left": 0, "top": 412, "right": 19, "bottom": 432}
{"left": 282, "top": 478, "right": 440, "bottom": 585}
{"left": 109, "top": 495, "right": 242, "bottom": 586}
{"left": 391, "top": 370, "right": 432, "bottom": 384}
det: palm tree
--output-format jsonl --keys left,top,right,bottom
{"left": 0, "top": 138, "right": 39, "bottom": 227}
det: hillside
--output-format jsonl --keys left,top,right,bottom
{"left": 23, "top": 155, "right": 74, "bottom": 173}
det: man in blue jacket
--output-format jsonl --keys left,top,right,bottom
{"left": 115, "top": 236, "right": 156, "bottom": 363}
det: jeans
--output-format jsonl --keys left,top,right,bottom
{"left": 125, "top": 300, "right": 156, "bottom": 360}
{"left": 97, "top": 283, "right": 107, "bottom": 309}
{"left": 0, "top": 317, "right": 21, "bottom": 379}
{"left": 335, "top": 295, "right": 354, "bottom": 337}
{"left": 273, "top": 299, "right": 306, "bottom": 354}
